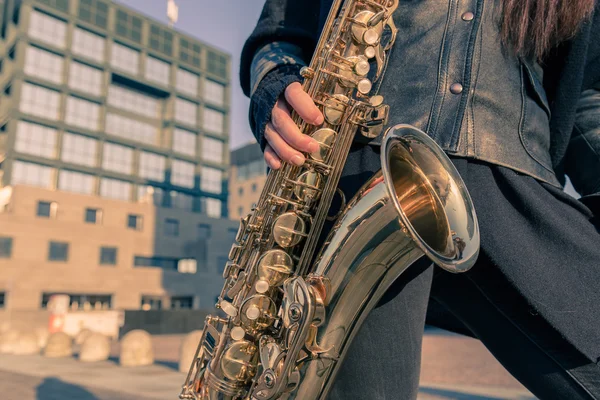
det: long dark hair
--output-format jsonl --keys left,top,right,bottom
{"left": 500, "top": 0, "right": 595, "bottom": 60}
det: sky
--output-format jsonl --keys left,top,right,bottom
{"left": 115, "top": 0, "right": 265, "bottom": 150}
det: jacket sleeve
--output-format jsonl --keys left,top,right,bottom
{"left": 239, "top": 0, "right": 323, "bottom": 150}
{"left": 564, "top": 5, "right": 600, "bottom": 211}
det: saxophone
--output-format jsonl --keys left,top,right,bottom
{"left": 180, "top": 0, "right": 480, "bottom": 399}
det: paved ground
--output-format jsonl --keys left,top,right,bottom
{"left": 0, "top": 329, "right": 536, "bottom": 400}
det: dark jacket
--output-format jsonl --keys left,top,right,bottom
{"left": 239, "top": 0, "right": 600, "bottom": 206}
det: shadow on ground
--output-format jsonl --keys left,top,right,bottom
{"left": 36, "top": 377, "right": 99, "bottom": 400}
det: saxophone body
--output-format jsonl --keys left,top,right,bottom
{"left": 180, "top": 0, "right": 480, "bottom": 399}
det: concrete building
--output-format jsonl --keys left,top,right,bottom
{"left": 0, "top": 0, "right": 238, "bottom": 311}
{"left": 228, "top": 141, "right": 267, "bottom": 220}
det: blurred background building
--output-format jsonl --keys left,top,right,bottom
{"left": 228, "top": 141, "right": 266, "bottom": 220}
{"left": 0, "top": 0, "right": 239, "bottom": 313}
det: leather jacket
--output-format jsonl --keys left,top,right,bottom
{"left": 240, "top": 0, "right": 600, "bottom": 202}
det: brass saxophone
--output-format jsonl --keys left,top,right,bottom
{"left": 180, "top": 0, "right": 480, "bottom": 399}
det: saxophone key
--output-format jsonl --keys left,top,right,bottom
{"left": 272, "top": 212, "right": 308, "bottom": 248}
{"left": 240, "top": 295, "right": 277, "bottom": 331}
{"left": 310, "top": 128, "right": 336, "bottom": 161}
{"left": 256, "top": 249, "right": 294, "bottom": 287}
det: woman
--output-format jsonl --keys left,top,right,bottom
{"left": 240, "top": 0, "right": 600, "bottom": 398}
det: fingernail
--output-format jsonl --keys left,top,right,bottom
{"left": 307, "top": 141, "right": 320, "bottom": 153}
{"left": 290, "top": 155, "right": 305, "bottom": 166}
{"left": 271, "top": 159, "right": 281, "bottom": 169}
{"left": 313, "top": 114, "right": 324, "bottom": 125}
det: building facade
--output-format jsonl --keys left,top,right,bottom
{"left": 0, "top": 0, "right": 237, "bottom": 311}
{"left": 228, "top": 142, "right": 267, "bottom": 220}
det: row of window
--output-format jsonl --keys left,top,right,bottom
{"left": 28, "top": 10, "right": 228, "bottom": 93}
{"left": 11, "top": 164, "right": 223, "bottom": 217}
{"left": 236, "top": 159, "right": 268, "bottom": 181}
{"left": 0, "top": 291, "right": 196, "bottom": 311}
{"left": 0, "top": 235, "right": 198, "bottom": 273}
{"left": 13, "top": 134, "right": 224, "bottom": 191}
{"left": 20, "top": 78, "right": 225, "bottom": 134}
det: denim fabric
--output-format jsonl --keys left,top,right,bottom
{"left": 240, "top": 0, "right": 600, "bottom": 197}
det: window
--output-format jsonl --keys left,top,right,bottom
{"left": 139, "top": 152, "right": 165, "bottom": 181}
{"left": 61, "top": 133, "right": 97, "bottom": 167}
{"left": 41, "top": 293, "right": 112, "bottom": 310}
{"left": 37, "top": 201, "right": 57, "bottom": 218}
{"left": 170, "top": 191, "right": 193, "bottom": 211}
{"left": 105, "top": 113, "right": 157, "bottom": 145}
{"left": 58, "top": 170, "right": 94, "bottom": 195}
{"left": 108, "top": 85, "right": 159, "bottom": 118}
{"left": 149, "top": 24, "right": 173, "bottom": 56}
{"left": 38, "top": 0, "right": 69, "bottom": 13}
{"left": 175, "top": 98, "right": 197, "bottom": 126}
{"left": 237, "top": 159, "right": 267, "bottom": 180}
{"left": 78, "top": 0, "right": 109, "bottom": 29}
{"left": 238, "top": 188, "right": 243, "bottom": 196}
{"left": 201, "top": 167, "right": 222, "bottom": 194}
{"left": 12, "top": 161, "right": 53, "bottom": 188}
{"left": 127, "top": 214, "right": 143, "bottom": 230}
{"left": 100, "top": 178, "right": 131, "bottom": 201}
{"left": 72, "top": 27, "right": 105, "bottom": 62}
{"left": 65, "top": 97, "right": 100, "bottom": 130}
{"left": 48, "top": 241, "right": 69, "bottom": 261}
{"left": 115, "top": 10, "right": 142, "bottom": 43}
{"left": 0, "top": 237, "right": 13, "bottom": 258}
{"left": 203, "top": 80, "right": 225, "bottom": 106}
{"left": 141, "top": 296, "right": 162, "bottom": 311}
{"left": 85, "top": 208, "right": 102, "bottom": 224}
{"left": 15, "top": 121, "right": 57, "bottom": 159}
{"left": 179, "top": 38, "right": 201, "bottom": 67}
{"left": 197, "top": 224, "right": 211, "bottom": 240}
{"left": 171, "top": 160, "right": 195, "bottom": 188}
{"left": 173, "top": 128, "right": 197, "bottom": 157}
{"left": 134, "top": 256, "right": 178, "bottom": 271}
{"left": 178, "top": 259, "right": 197, "bottom": 274}
{"left": 28, "top": 10, "right": 67, "bottom": 49}
{"left": 99, "top": 246, "right": 117, "bottom": 265}
{"left": 252, "top": 183, "right": 258, "bottom": 193}
{"left": 110, "top": 42, "right": 139, "bottom": 75}
{"left": 202, "top": 108, "right": 224, "bottom": 134}
{"left": 69, "top": 62, "right": 103, "bottom": 96}
{"left": 0, "top": 293, "right": 5, "bottom": 309}
{"left": 202, "top": 138, "right": 224, "bottom": 163}
{"left": 238, "top": 206, "right": 243, "bottom": 216}
{"left": 176, "top": 69, "right": 198, "bottom": 97}
{"left": 207, "top": 50, "right": 227, "bottom": 78}
{"left": 20, "top": 83, "right": 60, "bottom": 120}
{"left": 102, "top": 142, "right": 133, "bottom": 174}
{"left": 171, "top": 296, "right": 193, "bottom": 310}
{"left": 145, "top": 56, "right": 170, "bottom": 86}
{"left": 203, "top": 198, "right": 222, "bottom": 218}
{"left": 137, "top": 186, "right": 163, "bottom": 205}
{"left": 164, "top": 218, "right": 179, "bottom": 237}
{"left": 24, "top": 45, "right": 63, "bottom": 84}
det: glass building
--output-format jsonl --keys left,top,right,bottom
{"left": 0, "top": 0, "right": 230, "bottom": 216}
{"left": 0, "top": 0, "right": 238, "bottom": 312}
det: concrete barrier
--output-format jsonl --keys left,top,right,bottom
{"left": 79, "top": 333, "right": 110, "bottom": 362}
{"left": 119, "top": 329, "right": 154, "bottom": 367}
{"left": 12, "top": 331, "right": 41, "bottom": 355}
{"left": 178, "top": 330, "right": 203, "bottom": 372}
{"left": 44, "top": 332, "right": 73, "bottom": 358}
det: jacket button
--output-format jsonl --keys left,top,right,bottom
{"left": 450, "top": 83, "right": 463, "bottom": 94}
{"left": 462, "top": 11, "right": 475, "bottom": 21}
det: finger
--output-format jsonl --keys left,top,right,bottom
{"left": 285, "top": 82, "right": 324, "bottom": 125}
{"left": 264, "top": 122, "right": 306, "bottom": 166}
{"left": 264, "top": 144, "right": 281, "bottom": 170}
{"left": 271, "top": 99, "right": 320, "bottom": 154}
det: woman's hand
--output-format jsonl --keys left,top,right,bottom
{"left": 264, "top": 82, "right": 324, "bottom": 170}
